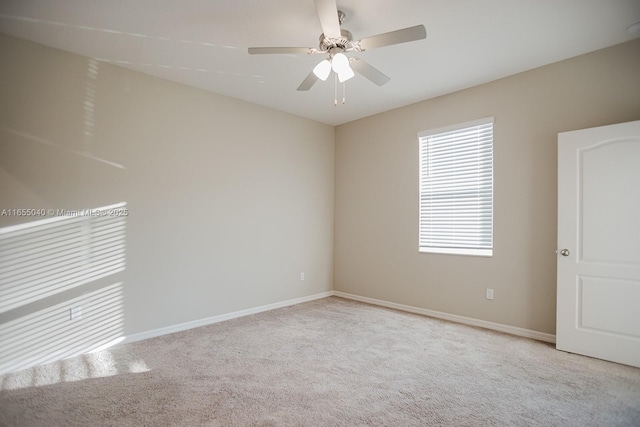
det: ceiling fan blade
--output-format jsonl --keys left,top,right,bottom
{"left": 297, "top": 71, "right": 319, "bottom": 91}
{"left": 350, "top": 58, "right": 391, "bottom": 86}
{"left": 248, "top": 47, "right": 314, "bottom": 55}
{"left": 358, "top": 25, "right": 426, "bottom": 51}
{"left": 314, "top": 0, "right": 341, "bottom": 39}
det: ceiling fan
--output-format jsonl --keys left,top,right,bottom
{"left": 248, "top": 0, "right": 426, "bottom": 92}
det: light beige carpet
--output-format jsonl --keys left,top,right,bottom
{"left": 1, "top": 296, "right": 639, "bottom": 426}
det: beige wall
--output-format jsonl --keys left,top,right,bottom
{"left": 334, "top": 39, "right": 640, "bottom": 335}
{"left": 0, "top": 34, "right": 335, "bottom": 343}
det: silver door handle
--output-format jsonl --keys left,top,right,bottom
{"left": 560, "top": 249, "right": 570, "bottom": 256}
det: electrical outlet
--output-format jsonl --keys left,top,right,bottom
{"left": 486, "top": 289, "right": 494, "bottom": 300}
{"left": 300, "top": 272, "right": 305, "bottom": 281}
{"left": 70, "top": 306, "right": 82, "bottom": 320}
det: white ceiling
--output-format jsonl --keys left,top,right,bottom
{"left": 1, "top": 0, "right": 639, "bottom": 126}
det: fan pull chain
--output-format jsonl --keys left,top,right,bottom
{"left": 334, "top": 73, "right": 338, "bottom": 106}
{"left": 342, "top": 81, "right": 346, "bottom": 104}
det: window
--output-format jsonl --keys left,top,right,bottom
{"left": 418, "top": 118, "right": 493, "bottom": 256}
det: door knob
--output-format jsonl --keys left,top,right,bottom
{"left": 560, "top": 249, "right": 570, "bottom": 256}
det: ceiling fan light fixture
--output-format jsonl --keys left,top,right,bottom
{"left": 331, "top": 52, "right": 350, "bottom": 74}
{"left": 338, "top": 66, "right": 355, "bottom": 82}
{"left": 249, "top": 2, "right": 427, "bottom": 100}
{"left": 313, "top": 59, "right": 331, "bottom": 81}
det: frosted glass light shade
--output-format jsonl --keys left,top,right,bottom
{"left": 313, "top": 59, "right": 331, "bottom": 81}
{"left": 338, "top": 66, "right": 355, "bottom": 82}
{"left": 331, "top": 53, "right": 350, "bottom": 74}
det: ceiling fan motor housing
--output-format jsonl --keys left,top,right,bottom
{"left": 319, "top": 29, "right": 355, "bottom": 54}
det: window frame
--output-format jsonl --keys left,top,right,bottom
{"left": 417, "top": 117, "right": 494, "bottom": 257}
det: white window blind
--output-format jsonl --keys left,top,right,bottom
{"left": 418, "top": 118, "right": 493, "bottom": 256}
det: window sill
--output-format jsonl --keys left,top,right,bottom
{"left": 419, "top": 247, "right": 493, "bottom": 257}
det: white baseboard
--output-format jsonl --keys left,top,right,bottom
{"left": 333, "top": 291, "right": 556, "bottom": 344}
{"left": 121, "top": 290, "right": 555, "bottom": 347}
{"left": 121, "top": 291, "right": 334, "bottom": 345}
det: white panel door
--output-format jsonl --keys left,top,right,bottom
{"left": 557, "top": 120, "right": 640, "bottom": 368}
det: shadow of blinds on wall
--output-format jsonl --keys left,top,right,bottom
{"left": 418, "top": 117, "right": 494, "bottom": 257}
{"left": 0, "top": 204, "right": 126, "bottom": 313}
{"left": 0, "top": 203, "right": 127, "bottom": 375}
